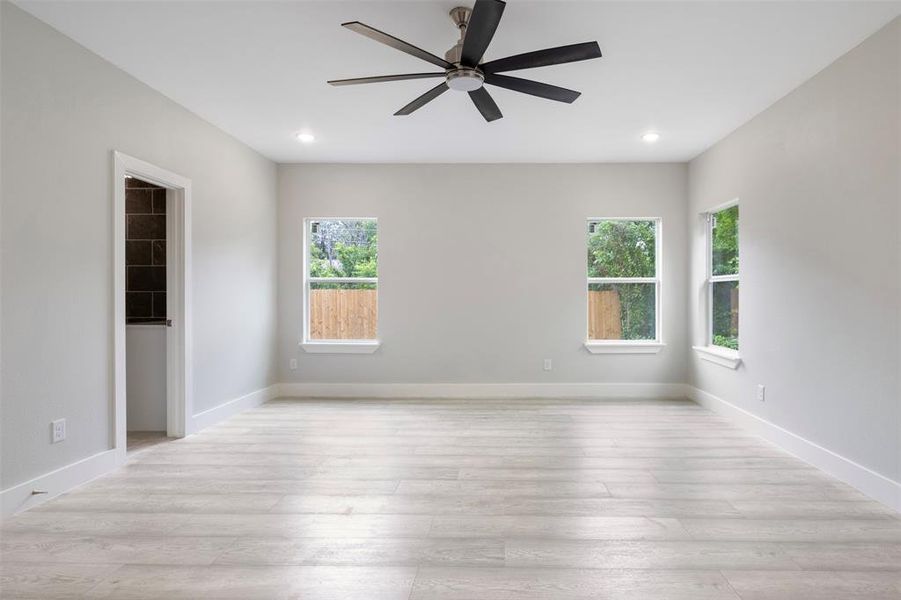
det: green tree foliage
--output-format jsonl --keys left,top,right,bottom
{"left": 710, "top": 206, "right": 739, "bottom": 349}
{"left": 310, "top": 220, "right": 377, "bottom": 289}
{"left": 587, "top": 221, "right": 655, "bottom": 278}
{"left": 711, "top": 205, "right": 738, "bottom": 276}
{"left": 588, "top": 221, "right": 656, "bottom": 340}
{"left": 712, "top": 281, "right": 739, "bottom": 350}
{"left": 713, "top": 334, "right": 738, "bottom": 350}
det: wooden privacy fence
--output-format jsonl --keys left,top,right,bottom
{"left": 310, "top": 288, "right": 377, "bottom": 340}
{"left": 311, "top": 288, "right": 620, "bottom": 341}
{"left": 588, "top": 290, "right": 623, "bottom": 340}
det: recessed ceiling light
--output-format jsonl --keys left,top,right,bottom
{"left": 296, "top": 132, "right": 316, "bottom": 144}
{"left": 641, "top": 131, "right": 660, "bottom": 143}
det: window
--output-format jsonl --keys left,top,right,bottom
{"left": 708, "top": 204, "right": 739, "bottom": 350}
{"left": 302, "top": 218, "right": 378, "bottom": 352}
{"left": 586, "top": 218, "right": 661, "bottom": 352}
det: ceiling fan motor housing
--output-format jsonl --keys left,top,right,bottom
{"left": 445, "top": 7, "right": 484, "bottom": 91}
{"left": 444, "top": 6, "right": 472, "bottom": 65}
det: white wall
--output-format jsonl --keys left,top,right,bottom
{"left": 1, "top": 4, "right": 278, "bottom": 489}
{"left": 279, "top": 163, "right": 688, "bottom": 387}
{"left": 125, "top": 325, "right": 167, "bottom": 432}
{"left": 688, "top": 18, "right": 900, "bottom": 485}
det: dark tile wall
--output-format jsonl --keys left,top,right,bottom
{"left": 125, "top": 177, "right": 166, "bottom": 323}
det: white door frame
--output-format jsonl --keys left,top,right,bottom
{"left": 113, "top": 151, "right": 192, "bottom": 462}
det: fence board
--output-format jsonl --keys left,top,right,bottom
{"left": 310, "top": 288, "right": 377, "bottom": 340}
{"left": 588, "top": 290, "right": 623, "bottom": 340}
{"left": 731, "top": 286, "right": 739, "bottom": 332}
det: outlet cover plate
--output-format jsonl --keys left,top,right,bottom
{"left": 51, "top": 418, "right": 66, "bottom": 443}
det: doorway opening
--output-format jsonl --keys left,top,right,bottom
{"left": 113, "top": 152, "right": 192, "bottom": 463}
{"left": 124, "top": 176, "right": 170, "bottom": 455}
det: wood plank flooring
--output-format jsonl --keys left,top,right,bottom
{"left": 125, "top": 432, "right": 171, "bottom": 457}
{"left": 2, "top": 398, "right": 899, "bottom": 599}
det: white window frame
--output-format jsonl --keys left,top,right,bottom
{"left": 693, "top": 200, "right": 741, "bottom": 369}
{"left": 300, "top": 217, "right": 380, "bottom": 354}
{"left": 584, "top": 217, "right": 664, "bottom": 354}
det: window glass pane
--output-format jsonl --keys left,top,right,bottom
{"left": 588, "top": 283, "right": 656, "bottom": 341}
{"left": 309, "top": 220, "right": 377, "bottom": 278}
{"left": 309, "top": 281, "right": 377, "bottom": 340}
{"left": 712, "top": 280, "right": 739, "bottom": 350}
{"left": 587, "top": 220, "right": 656, "bottom": 278}
{"left": 711, "top": 205, "right": 738, "bottom": 276}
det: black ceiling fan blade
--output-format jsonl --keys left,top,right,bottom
{"left": 461, "top": 0, "right": 506, "bottom": 67}
{"left": 481, "top": 41, "right": 602, "bottom": 74}
{"left": 484, "top": 73, "right": 581, "bottom": 103}
{"left": 469, "top": 87, "right": 503, "bottom": 122}
{"left": 342, "top": 21, "right": 453, "bottom": 69}
{"left": 328, "top": 73, "right": 446, "bottom": 86}
{"left": 394, "top": 82, "right": 450, "bottom": 116}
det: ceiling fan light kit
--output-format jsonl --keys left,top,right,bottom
{"left": 446, "top": 68, "right": 484, "bottom": 92}
{"left": 327, "top": 0, "right": 603, "bottom": 122}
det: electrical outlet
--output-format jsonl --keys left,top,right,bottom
{"left": 289, "top": 358, "right": 298, "bottom": 371}
{"left": 543, "top": 359, "right": 553, "bottom": 371}
{"left": 756, "top": 385, "right": 766, "bottom": 402}
{"left": 51, "top": 419, "right": 66, "bottom": 444}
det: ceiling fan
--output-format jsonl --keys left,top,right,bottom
{"left": 327, "top": 0, "right": 602, "bottom": 122}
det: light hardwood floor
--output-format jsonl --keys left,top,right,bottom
{"left": 2, "top": 398, "right": 899, "bottom": 599}
{"left": 126, "top": 432, "right": 172, "bottom": 457}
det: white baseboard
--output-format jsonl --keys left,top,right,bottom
{"left": 688, "top": 386, "right": 901, "bottom": 512}
{"left": 0, "top": 449, "right": 120, "bottom": 519}
{"left": 275, "top": 382, "right": 690, "bottom": 400}
{"left": 1, "top": 384, "right": 278, "bottom": 520}
{"left": 191, "top": 385, "right": 278, "bottom": 432}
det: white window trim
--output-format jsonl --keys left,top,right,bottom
{"left": 301, "top": 217, "right": 380, "bottom": 354}
{"left": 586, "top": 341, "right": 665, "bottom": 354}
{"left": 301, "top": 340, "right": 380, "bottom": 354}
{"left": 695, "top": 199, "right": 740, "bottom": 368}
{"left": 692, "top": 344, "right": 742, "bottom": 369}
{"left": 584, "top": 217, "right": 663, "bottom": 354}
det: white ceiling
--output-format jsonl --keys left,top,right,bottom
{"left": 16, "top": 1, "right": 901, "bottom": 163}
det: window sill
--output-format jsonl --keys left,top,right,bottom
{"left": 300, "top": 341, "right": 381, "bottom": 354}
{"left": 692, "top": 345, "right": 741, "bottom": 369}
{"left": 584, "top": 342, "right": 665, "bottom": 355}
